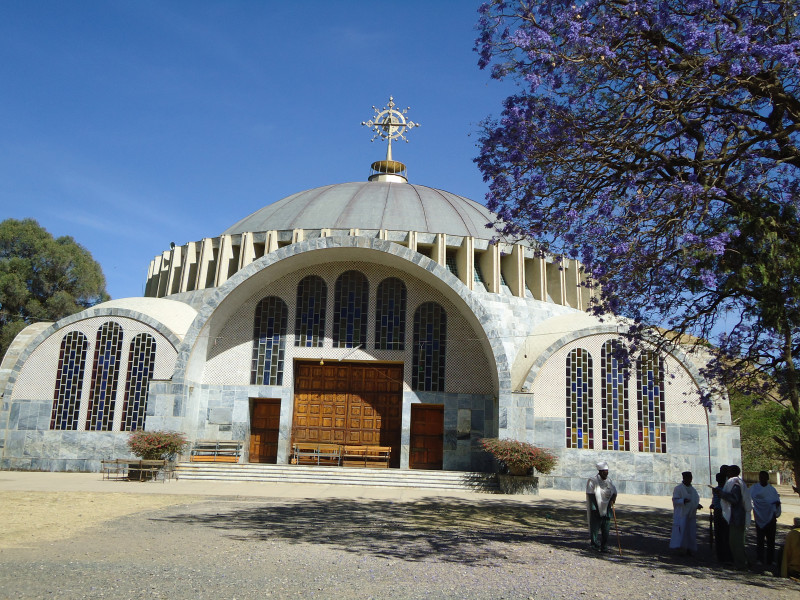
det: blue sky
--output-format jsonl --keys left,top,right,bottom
{"left": 1, "top": 1, "right": 513, "bottom": 300}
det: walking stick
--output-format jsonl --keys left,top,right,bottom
{"left": 612, "top": 506, "right": 622, "bottom": 557}
{"left": 709, "top": 507, "right": 715, "bottom": 549}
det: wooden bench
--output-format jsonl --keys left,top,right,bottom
{"left": 101, "top": 458, "right": 130, "bottom": 481}
{"left": 190, "top": 440, "right": 242, "bottom": 463}
{"left": 102, "top": 459, "right": 172, "bottom": 482}
{"left": 291, "top": 442, "right": 342, "bottom": 466}
{"left": 342, "top": 445, "right": 391, "bottom": 468}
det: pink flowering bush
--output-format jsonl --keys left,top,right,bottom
{"left": 479, "top": 438, "right": 557, "bottom": 475}
{"left": 127, "top": 430, "right": 188, "bottom": 460}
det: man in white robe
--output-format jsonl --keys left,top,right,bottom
{"left": 670, "top": 471, "right": 702, "bottom": 555}
{"left": 750, "top": 470, "right": 781, "bottom": 566}
{"left": 586, "top": 461, "right": 617, "bottom": 552}
{"left": 721, "top": 464, "right": 751, "bottom": 570}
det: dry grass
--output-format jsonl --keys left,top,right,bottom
{"left": 0, "top": 491, "right": 199, "bottom": 549}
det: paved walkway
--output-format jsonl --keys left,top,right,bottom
{"left": 1, "top": 470, "right": 798, "bottom": 523}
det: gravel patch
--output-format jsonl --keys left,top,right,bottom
{"left": 0, "top": 493, "right": 797, "bottom": 600}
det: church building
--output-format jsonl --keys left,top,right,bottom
{"left": 0, "top": 99, "right": 741, "bottom": 495}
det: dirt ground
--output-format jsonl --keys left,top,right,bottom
{"left": 0, "top": 491, "right": 201, "bottom": 549}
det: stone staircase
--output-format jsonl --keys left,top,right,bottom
{"left": 175, "top": 462, "right": 498, "bottom": 492}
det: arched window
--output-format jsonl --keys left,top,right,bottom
{"left": 601, "top": 340, "right": 629, "bottom": 451}
{"left": 412, "top": 302, "right": 446, "bottom": 391}
{"left": 566, "top": 348, "right": 593, "bottom": 449}
{"left": 375, "top": 277, "right": 406, "bottom": 350}
{"left": 294, "top": 275, "right": 327, "bottom": 347}
{"left": 637, "top": 351, "right": 667, "bottom": 453}
{"left": 86, "top": 321, "right": 123, "bottom": 431}
{"left": 333, "top": 271, "right": 368, "bottom": 348}
{"left": 121, "top": 333, "right": 157, "bottom": 431}
{"left": 251, "top": 296, "right": 288, "bottom": 385}
{"left": 51, "top": 331, "right": 88, "bottom": 430}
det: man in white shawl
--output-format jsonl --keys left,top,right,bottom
{"left": 586, "top": 461, "right": 617, "bottom": 552}
{"left": 670, "top": 471, "right": 703, "bottom": 555}
{"left": 720, "top": 464, "right": 752, "bottom": 570}
{"left": 750, "top": 470, "right": 781, "bottom": 566}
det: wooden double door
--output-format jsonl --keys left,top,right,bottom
{"left": 293, "top": 361, "right": 402, "bottom": 467}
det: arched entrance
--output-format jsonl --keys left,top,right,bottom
{"left": 291, "top": 361, "right": 403, "bottom": 467}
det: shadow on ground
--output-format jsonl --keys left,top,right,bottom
{"left": 153, "top": 496, "right": 795, "bottom": 593}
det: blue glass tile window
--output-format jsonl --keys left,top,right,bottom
{"left": 375, "top": 277, "right": 406, "bottom": 350}
{"left": 333, "top": 271, "right": 368, "bottom": 348}
{"left": 51, "top": 331, "right": 88, "bottom": 430}
{"left": 412, "top": 302, "right": 447, "bottom": 391}
{"left": 566, "top": 347, "right": 593, "bottom": 449}
{"left": 294, "top": 275, "right": 327, "bottom": 347}
{"left": 86, "top": 321, "right": 123, "bottom": 431}
{"left": 637, "top": 351, "right": 667, "bottom": 453}
{"left": 600, "top": 340, "right": 629, "bottom": 451}
{"left": 122, "top": 333, "right": 156, "bottom": 431}
{"left": 251, "top": 296, "right": 288, "bottom": 385}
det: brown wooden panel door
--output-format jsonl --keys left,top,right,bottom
{"left": 410, "top": 404, "right": 444, "bottom": 470}
{"left": 249, "top": 399, "right": 281, "bottom": 463}
{"left": 292, "top": 361, "right": 403, "bottom": 466}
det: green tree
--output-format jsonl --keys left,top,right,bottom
{"left": 0, "top": 218, "right": 109, "bottom": 359}
{"left": 729, "top": 390, "right": 784, "bottom": 474}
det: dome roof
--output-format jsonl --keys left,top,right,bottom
{"left": 222, "top": 182, "right": 497, "bottom": 239}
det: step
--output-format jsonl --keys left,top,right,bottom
{"left": 174, "top": 462, "right": 498, "bottom": 491}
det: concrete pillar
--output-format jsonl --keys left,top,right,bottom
{"left": 179, "top": 242, "right": 199, "bottom": 293}
{"left": 195, "top": 238, "right": 216, "bottom": 291}
{"left": 502, "top": 244, "right": 526, "bottom": 297}
{"left": 157, "top": 250, "right": 171, "bottom": 298}
{"left": 457, "top": 237, "right": 474, "bottom": 290}
{"left": 431, "top": 233, "right": 446, "bottom": 267}
{"left": 145, "top": 256, "right": 161, "bottom": 298}
{"left": 479, "top": 244, "right": 501, "bottom": 294}
{"left": 266, "top": 231, "right": 279, "bottom": 254}
{"left": 214, "top": 234, "right": 237, "bottom": 287}
{"left": 239, "top": 232, "right": 256, "bottom": 270}
{"left": 166, "top": 245, "right": 183, "bottom": 296}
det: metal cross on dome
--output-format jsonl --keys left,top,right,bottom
{"left": 361, "top": 96, "right": 420, "bottom": 160}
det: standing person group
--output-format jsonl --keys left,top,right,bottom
{"left": 587, "top": 461, "right": 793, "bottom": 577}
{"left": 688, "top": 465, "right": 787, "bottom": 574}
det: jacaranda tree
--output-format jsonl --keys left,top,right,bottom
{"left": 474, "top": 1, "right": 800, "bottom": 491}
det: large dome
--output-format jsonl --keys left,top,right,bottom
{"left": 222, "top": 181, "right": 498, "bottom": 239}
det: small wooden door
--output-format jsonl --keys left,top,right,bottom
{"left": 409, "top": 404, "right": 444, "bottom": 470}
{"left": 250, "top": 399, "right": 281, "bottom": 463}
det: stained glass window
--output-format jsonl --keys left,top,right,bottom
{"left": 601, "top": 340, "right": 629, "bottom": 451}
{"left": 86, "top": 322, "right": 123, "bottom": 431}
{"left": 251, "top": 296, "right": 288, "bottom": 385}
{"left": 637, "top": 351, "right": 667, "bottom": 453}
{"left": 375, "top": 277, "right": 406, "bottom": 350}
{"left": 294, "top": 275, "right": 327, "bottom": 347}
{"left": 566, "top": 348, "right": 593, "bottom": 449}
{"left": 121, "top": 333, "right": 157, "bottom": 431}
{"left": 333, "top": 271, "right": 368, "bottom": 348}
{"left": 51, "top": 331, "right": 88, "bottom": 430}
{"left": 412, "top": 302, "right": 446, "bottom": 391}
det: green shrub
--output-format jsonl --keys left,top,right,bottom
{"left": 479, "top": 438, "right": 558, "bottom": 474}
{"left": 127, "top": 430, "right": 188, "bottom": 460}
